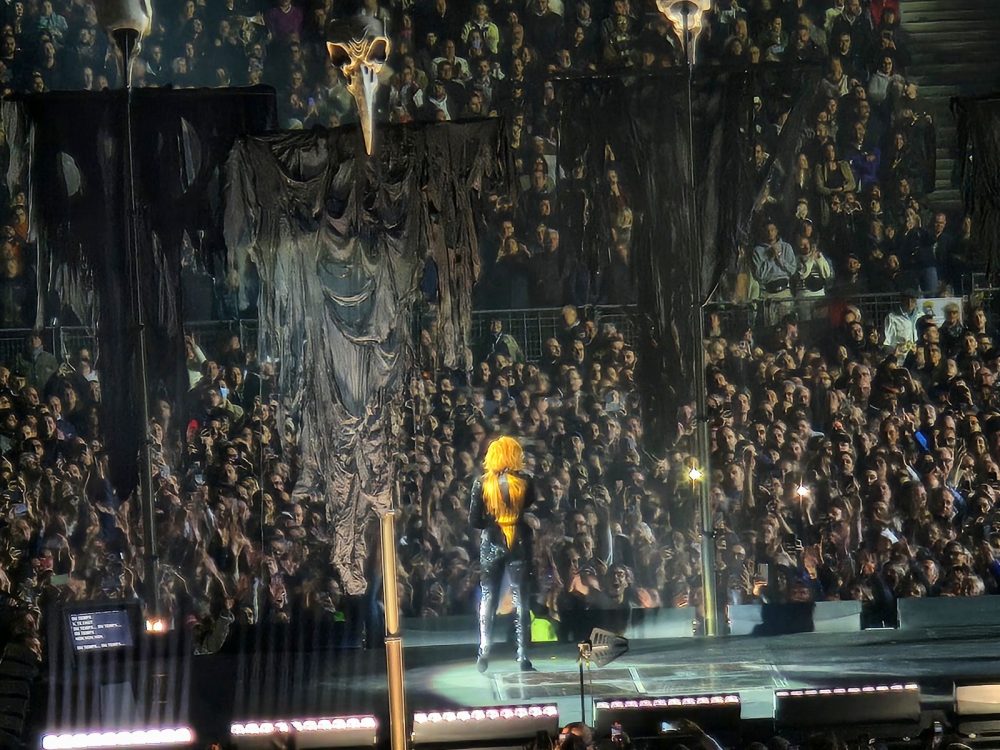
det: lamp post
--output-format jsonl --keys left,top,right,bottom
{"left": 93, "top": 0, "right": 158, "bottom": 617}
{"left": 656, "top": 0, "right": 719, "bottom": 636}
{"left": 380, "top": 501, "right": 408, "bottom": 750}
{"left": 326, "top": 17, "right": 407, "bottom": 748}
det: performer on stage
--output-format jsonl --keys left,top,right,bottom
{"left": 470, "top": 435, "right": 535, "bottom": 672}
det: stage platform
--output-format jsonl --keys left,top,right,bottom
{"left": 177, "top": 623, "right": 1000, "bottom": 740}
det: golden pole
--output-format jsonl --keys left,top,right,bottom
{"left": 380, "top": 509, "right": 408, "bottom": 750}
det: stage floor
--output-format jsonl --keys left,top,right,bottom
{"left": 188, "top": 623, "right": 1000, "bottom": 736}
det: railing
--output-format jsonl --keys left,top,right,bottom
{"left": 461, "top": 305, "right": 644, "bottom": 362}
{"left": 0, "top": 321, "right": 262, "bottom": 371}
{"left": 705, "top": 289, "right": 997, "bottom": 340}
{"left": 9, "top": 287, "right": 999, "bottom": 371}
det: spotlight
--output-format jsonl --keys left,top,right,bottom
{"left": 774, "top": 683, "right": 920, "bottom": 729}
{"left": 41, "top": 726, "right": 194, "bottom": 749}
{"left": 954, "top": 683, "right": 1000, "bottom": 735}
{"left": 229, "top": 715, "right": 378, "bottom": 749}
{"left": 411, "top": 705, "right": 559, "bottom": 746}
{"left": 795, "top": 484, "right": 810, "bottom": 498}
{"left": 687, "top": 466, "right": 703, "bottom": 483}
{"left": 144, "top": 616, "right": 170, "bottom": 634}
{"left": 593, "top": 694, "right": 741, "bottom": 738}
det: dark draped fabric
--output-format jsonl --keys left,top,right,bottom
{"left": 224, "top": 120, "right": 507, "bottom": 593}
{"left": 16, "top": 87, "right": 276, "bottom": 502}
{"left": 955, "top": 95, "right": 1000, "bottom": 274}
{"left": 558, "top": 69, "right": 752, "bottom": 445}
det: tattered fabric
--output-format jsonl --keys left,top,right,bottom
{"left": 224, "top": 121, "right": 505, "bottom": 594}
{"left": 12, "top": 88, "right": 276, "bottom": 502}
{"left": 955, "top": 95, "right": 1000, "bottom": 274}
{"left": 558, "top": 69, "right": 752, "bottom": 445}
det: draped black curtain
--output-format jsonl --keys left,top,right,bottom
{"left": 19, "top": 86, "right": 276, "bottom": 501}
{"left": 224, "top": 120, "right": 508, "bottom": 593}
{"left": 955, "top": 95, "right": 1000, "bottom": 275}
{"left": 558, "top": 69, "right": 753, "bottom": 446}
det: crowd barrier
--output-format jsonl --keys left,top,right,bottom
{"left": 896, "top": 595, "right": 1000, "bottom": 631}
{"left": 7, "top": 285, "right": 998, "bottom": 373}
{"left": 728, "top": 600, "right": 863, "bottom": 637}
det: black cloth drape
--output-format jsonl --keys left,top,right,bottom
{"left": 224, "top": 120, "right": 507, "bottom": 593}
{"left": 558, "top": 69, "right": 752, "bottom": 444}
{"left": 955, "top": 95, "right": 1000, "bottom": 274}
{"left": 16, "top": 86, "right": 276, "bottom": 502}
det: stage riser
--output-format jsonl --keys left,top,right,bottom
{"left": 897, "top": 596, "right": 1000, "bottom": 630}
{"left": 728, "top": 601, "right": 862, "bottom": 636}
{"left": 402, "top": 610, "right": 699, "bottom": 647}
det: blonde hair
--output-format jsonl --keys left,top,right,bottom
{"left": 482, "top": 436, "right": 527, "bottom": 548}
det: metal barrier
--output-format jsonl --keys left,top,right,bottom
{"left": 706, "top": 290, "right": 1000, "bottom": 340}
{"left": 0, "top": 328, "right": 51, "bottom": 370}
{"left": 465, "top": 305, "right": 643, "bottom": 362}
{"left": 58, "top": 327, "right": 96, "bottom": 365}
{"left": 3, "top": 287, "right": 998, "bottom": 373}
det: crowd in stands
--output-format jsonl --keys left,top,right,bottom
{"left": 6, "top": 286, "right": 1000, "bottom": 648}
{"left": 0, "top": 0, "right": 950, "bottom": 314}
{"left": 1, "top": 0, "right": 996, "bottom": 658}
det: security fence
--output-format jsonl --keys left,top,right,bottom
{"left": 466, "top": 305, "right": 644, "bottom": 362}
{"left": 5, "top": 286, "right": 999, "bottom": 374}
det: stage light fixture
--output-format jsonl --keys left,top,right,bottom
{"left": 956, "top": 684, "right": 1000, "bottom": 716}
{"left": 592, "top": 694, "right": 741, "bottom": 737}
{"left": 229, "top": 715, "right": 378, "bottom": 749}
{"left": 954, "top": 683, "right": 1000, "bottom": 735}
{"left": 144, "top": 616, "right": 170, "bottom": 634}
{"left": 411, "top": 704, "right": 559, "bottom": 746}
{"left": 774, "top": 683, "right": 920, "bottom": 729}
{"left": 41, "top": 726, "right": 194, "bottom": 749}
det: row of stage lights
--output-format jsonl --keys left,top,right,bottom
{"left": 39, "top": 682, "right": 1000, "bottom": 749}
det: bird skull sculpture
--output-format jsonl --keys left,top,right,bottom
{"left": 656, "top": 0, "right": 713, "bottom": 64}
{"left": 327, "top": 16, "right": 390, "bottom": 155}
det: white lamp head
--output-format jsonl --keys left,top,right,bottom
{"left": 94, "top": 0, "right": 152, "bottom": 36}
{"left": 94, "top": 0, "right": 153, "bottom": 86}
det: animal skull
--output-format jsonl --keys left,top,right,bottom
{"left": 327, "top": 17, "right": 390, "bottom": 155}
{"left": 655, "top": 0, "right": 713, "bottom": 63}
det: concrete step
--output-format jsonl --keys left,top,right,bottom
{"left": 905, "top": 9, "right": 1000, "bottom": 22}
{"left": 926, "top": 188, "right": 963, "bottom": 206}
{"left": 911, "top": 48, "right": 1000, "bottom": 64}
{"left": 895, "top": 0, "right": 1000, "bottom": 209}
{"left": 906, "top": 24, "right": 1000, "bottom": 38}
{"left": 916, "top": 83, "right": 1000, "bottom": 98}
{"left": 904, "top": 0, "right": 1000, "bottom": 11}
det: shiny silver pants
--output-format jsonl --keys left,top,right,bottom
{"left": 478, "top": 537, "right": 529, "bottom": 663}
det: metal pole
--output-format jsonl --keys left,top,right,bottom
{"left": 380, "top": 508, "right": 408, "bottom": 750}
{"left": 115, "top": 28, "right": 159, "bottom": 616}
{"left": 682, "top": 10, "right": 719, "bottom": 637}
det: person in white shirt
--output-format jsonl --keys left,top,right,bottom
{"left": 794, "top": 235, "right": 834, "bottom": 299}
{"left": 882, "top": 290, "right": 920, "bottom": 359}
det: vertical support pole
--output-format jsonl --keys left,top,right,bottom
{"left": 681, "top": 10, "right": 718, "bottom": 637}
{"left": 381, "top": 509, "right": 408, "bottom": 750}
{"left": 114, "top": 27, "right": 159, "bottom": 619}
